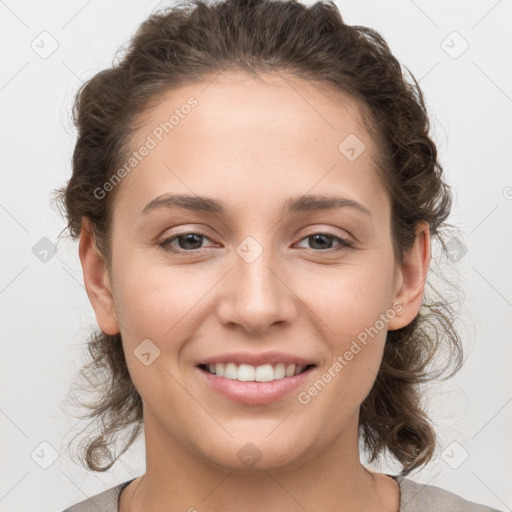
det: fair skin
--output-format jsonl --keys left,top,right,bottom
{"left": 79, "top": 72, "right": 430, "bottom": 512}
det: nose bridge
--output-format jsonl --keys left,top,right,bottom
{"left": 217, "top": 234, "right": 297, "bottom": 333}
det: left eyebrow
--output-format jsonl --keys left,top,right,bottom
{"left": 141, "top": 193, "right": 372, "bottom": 218}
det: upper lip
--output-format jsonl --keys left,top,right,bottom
{"left": 197, "top": 350, "right": 317, "bottom": 367}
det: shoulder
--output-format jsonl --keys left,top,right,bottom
{"left": 397, "top": 476, "right": 502, "bottom": 512}
{"left": 61, "top": 475, "right": 503, "bottom": 512}
{"left": 61, "top": 478, "right": 135, "bottom": 512}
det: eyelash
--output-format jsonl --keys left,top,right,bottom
{"left": 157, "top": 231, "right": 354, "bottom": 254}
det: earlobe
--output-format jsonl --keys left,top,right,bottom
{"left": 78, "top": 217, "right": 120, "bottom": 335}
{"left": 387, "top": 221, "right": 431, "bottom": 331}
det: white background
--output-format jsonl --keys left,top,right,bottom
{"left": 1, "top": 0, "right": 511, "bottom": 511}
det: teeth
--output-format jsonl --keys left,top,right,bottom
{"left": 255, "top": 364, "right": 274, "bottom": 382}
{"left": 215, "top": 363, "right": 225, "bottom": 377}
{"left": 274, "top": 363, "right": 286, "bottom": 379}
{"left": 238, "top": 363, "right": 255, "bottom": 381}
{"left": 224, "top": 362, "right": 238, "bottom": 379}
{"left": 205, "top": 362, "right": 310, "bottom": 381}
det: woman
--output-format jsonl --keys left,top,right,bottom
{"left": 55, "top": 0, "right": 501, "bottom": 510}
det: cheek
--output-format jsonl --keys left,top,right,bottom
{"left": 113, "top": 255, "right": 213, "bottom": 339}
{"left": 308, "top": 261, "right": 394, "bottom": 336}
{"left": 111, "top": 261, "right": 201, "bottom": 407}
{"left": 113, "top": 245, "right": 395, "bottom": 346}
{"left": 304, "top": 265, "right": 393, "bottom": 395}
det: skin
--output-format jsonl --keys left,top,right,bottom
{"left": 79, "top": 71, "right": 430, "bottom": 512}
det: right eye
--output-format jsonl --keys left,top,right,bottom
{"left": 157, "top": 232, "right": 216, "bottom": 254}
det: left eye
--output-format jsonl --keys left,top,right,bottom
{"left": 294, "top": 233, "right": 353, "bottom": 252}
{"left": 157, "top": 232, "right": 353, "bottom": 254}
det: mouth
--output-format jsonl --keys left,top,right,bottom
{"left": 197, "top": 362, "right": 316, "bottom": 382}
{"left": 195, "top": 361, "right": 317, "bottom": 405}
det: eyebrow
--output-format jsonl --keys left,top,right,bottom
{"left": 141, "top": 193, "right": 372, "bottom": 218}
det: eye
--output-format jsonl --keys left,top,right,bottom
{"left": 294, "top": 232, "right": 353, "bottom": 252}
{"left": 157, "top": 230, "right": 354, "bottom": 255}
{"left": 157, "top": 232, "right": 215, "bottom": 253}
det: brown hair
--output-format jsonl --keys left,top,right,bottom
{"left": 52, "top": 0, "right": 464, "bottom": 476}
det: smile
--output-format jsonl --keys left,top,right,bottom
{"left": 196, "top": 363, "right": 316, "bottom": 405}
{"left": 198, "top": 362, "right": 314, "bottom": 382}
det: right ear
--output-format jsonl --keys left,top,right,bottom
{"left": 78, "top": 217, "right": 120, "bottom": 335}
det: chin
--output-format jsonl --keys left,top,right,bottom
{"left": 197, "top": 433, "right": 313, "bottom": 473}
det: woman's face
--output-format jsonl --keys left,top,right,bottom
{"left": 82, "top": 71, "right": 428, "bottom": 471}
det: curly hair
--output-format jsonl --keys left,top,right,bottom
{"left": 52, "top": 0, "right": 464, "bottom": 476}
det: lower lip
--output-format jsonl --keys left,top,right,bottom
{"left": 196, "top": 366, "right": 315, "bottom": 405}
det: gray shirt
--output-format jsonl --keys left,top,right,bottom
{"left": 62, "top": 475, "right": 502, "bottom": 511}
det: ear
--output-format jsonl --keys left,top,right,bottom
{"left": 387, "top": 221, "right": 431, "bottom": 330}
{"left": 78, "top": 217, "right": 120, "bottom": 335}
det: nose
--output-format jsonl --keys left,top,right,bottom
{"left": 216, "top": 241, "right": 299, "bottom": 335}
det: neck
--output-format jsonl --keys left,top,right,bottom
{"left": 125, "top": 411, "right": 397, "bottom": 512}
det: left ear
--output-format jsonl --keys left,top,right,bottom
{"left": 387, "top": 221, "right": 431, "bottom": 330}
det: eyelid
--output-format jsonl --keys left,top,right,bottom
{"left": 157, "top": 229, "right": 217, "bottom": 253}
{"left": 293, "top": 231, "right": 354, "bottom": 251}
{"left": 157, "top": 224, "right": 215, "bottom": 243}
{"left": 157, "top": 227, "right": 355, "bottom": 255}
{"left": 294, "top": 223, "right": 354, "bottom": 242}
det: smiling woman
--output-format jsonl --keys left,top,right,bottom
{"left": 52, "top": 0, "right": 500, "bottom": 511}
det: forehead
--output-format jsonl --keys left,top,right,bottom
{"left": 113, "top": 71, "right": 387, "bottom": 217}
{"left": 131, "top": 71, "right": 376, "bottom": 157}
